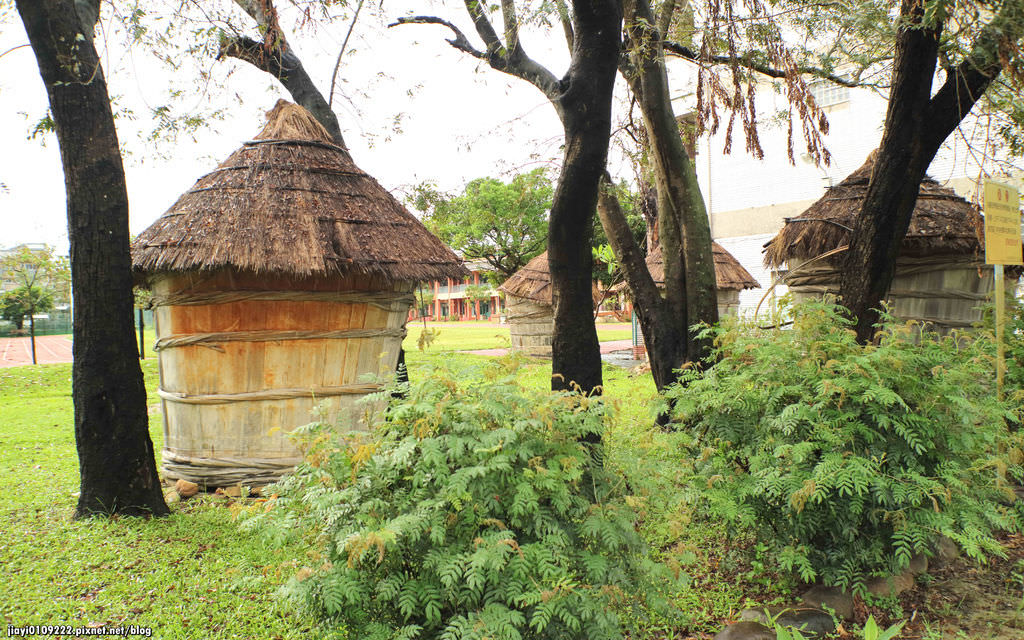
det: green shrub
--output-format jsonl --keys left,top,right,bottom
{"left": 666, "top": 300, "right": 1020, "bottom": 592}
{"left": 246, "top": 362, "right": 669, "bottom": 640}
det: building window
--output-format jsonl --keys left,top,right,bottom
{"left": 808, "top": 78, "right": 849, "bottom": 108}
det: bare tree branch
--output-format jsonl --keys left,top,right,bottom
{"left": 390, "top": 10, "right": 562, "bottom": 102}
{"left": 664, "top": 41, "right": 860, "bottom": 87}
{"left": 554, "top": 0, "right": 574, "bottom": 50}
{"left": 388, "top": 16, "right": 488, "bottom": 59}
{"left": 656, "top": 0, "right": 677, "bottom": 38}
{"left": 500, "top": 0, "right": 520, "bottom": 53}
{"left": 218, "top": 35, "right": 348, "bottom": 149}
{"left": 329, "top": 0, "right": 365, "bottom": 110}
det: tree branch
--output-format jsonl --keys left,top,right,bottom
{"left": 390, "top": 10, "right": 562, "bottom": 103}
{"left": 218, "top": 35, "right": 348, "bottom": 150}
{"left": 554, "top": 0, "right": 574, "bottom": 50}
{"left": 664, "top": 41, "right": 860, "bottom": 87}
{"left": 500, "top": 0, "right": 520, "bottom": 53}
{"left": 388, "top": 16, "right": 488, "bottom": 59}
{"left": 922, "top": 0, "right": 1023, "bottom": 153}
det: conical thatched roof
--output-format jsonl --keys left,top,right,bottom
{"left": 133, "top": 100, "right": 467, "bottom": 282}
{"left": 609, "top": 242, "right": 760, "bottom": 294}
{"left": 498, "top": 251, "right": 603, "bottom": 305}
{"left": 642, "top": 242, "right": 760, "bottom": 291}
{"left": 763, "top": 151, "right": 982, "bottom": 268}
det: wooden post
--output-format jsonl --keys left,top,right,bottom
{"left": 996, "top": 264, "right": 1005, "bottom": 400}
{"left": 138, "top": 307, "right": 145, "bottom": 359}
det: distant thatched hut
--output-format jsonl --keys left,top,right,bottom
{"left": 619, "top": 242, "right": 761, "bottom": 314}
{"left": 763, "top": 153, "right": 998, "bottom": 333}
{"left": 132, "top": 101, "right": 466, "bottom": 486}
{"left": 498, "top": 251, "right": 602, "bottom": 356}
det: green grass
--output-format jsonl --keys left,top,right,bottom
{"left": 0, "top": 342, "right": 789, "bottom": 639}
{"left": 402, "top": 320, "right": 632, "bottom": 352}
{"left": 0, "top": 362, "right": 319, "bottom": 639}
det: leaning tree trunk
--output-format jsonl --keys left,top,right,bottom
{"left": 594, "top": 0, "right": 718, "bottom": 394}
{"left": 547, "top": 1, "right": 622, "bottom": 396}
{"left": 17, "top": 0, "right": 168, "bottom": 517}
{"left": 839, "top": 0, "right": 1013, "bottom": 343}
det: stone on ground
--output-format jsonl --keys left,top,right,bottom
{"left": 174, "top": 478, "right": 200, "bottom": 498}
{"left": 713, "top": 621, "right": 775, "bottom": 640}
{"left": 800, "top": 585, "right": 855, "bottom": 621}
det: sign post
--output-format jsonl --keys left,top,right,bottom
{"left": 983, "top": 180, "right": 1022, "bottom": 399}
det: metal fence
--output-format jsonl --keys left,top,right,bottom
{"left": 0, "top": 309, "right": 154, "bottom": 338}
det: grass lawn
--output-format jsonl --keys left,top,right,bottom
{"left": 403, "top": 320, "right": 632, "bottom": 352}
{"left": 3, "top": 343, "right": 1019, "bottom": 638}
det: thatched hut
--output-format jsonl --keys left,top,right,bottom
{"left": 620, "top": 242, "right": 761, "bottom": 314}
{"left": 498, "top": 251, "right": 602, "bottom": 356}
{"left": 763, "top": 152, "right": 997, "bottom": 333}
{"left": 132, "top": 101, "right": 466, "bottom": 486}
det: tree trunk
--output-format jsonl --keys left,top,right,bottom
{"left": 597, "top": 180, "right": 685, "bottom": 391}
{"left": 592, "top": 0, "right": 718, "bottom": 396}
{"left": 29, "top": 312, "right": 37, "bottom": 365}
{"left": 547, "top": 1, "right": 622, "bottom": 396}
{"left": 838, "top": 0, "right": 1012, "bottom": 343}
{"left": 625, "top": 0, "right": 718, "bottom": 364}
{"left": 17, "top": 0, "right": 168, "bottom": 518}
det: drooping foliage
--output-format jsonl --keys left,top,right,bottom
{"left": 666, "top": 300, "right": 1021, "bottom": 592}
{"left": 243, "top": 361, "right": 674, "bottom": 639}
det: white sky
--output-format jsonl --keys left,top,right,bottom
{"left": 0, "top": 1, "right": 605, "bottom": 254}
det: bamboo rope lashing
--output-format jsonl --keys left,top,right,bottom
{"left": 158, "top": 383, "right": 384, "bottom": 405}
{"left": 154, "top": 327, "right": 407, "bottom": 351}
{"left": 148, "top": 289, "right": 414, "bottom": 310}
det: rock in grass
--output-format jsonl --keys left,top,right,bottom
{"left": 714, "top": 621, "right": 775, "bottom": 640}
{"left": 740, "top": 606, "right": 836, "bottom": 638}
{"left": 163, "top": 489, "right": 180, "bottom": 504}
{"left": 800, "top": 585, "right": 855, "bottom": 621}
{"left": 175, "top": 479, "right": 200, "bottom": 499}
{"left": 865, "top": 571, "right": 915, "bottom": 598}
{"left": 907, "top": 553, "right": 928, "bottom": 575}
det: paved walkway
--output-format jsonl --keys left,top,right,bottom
{"left": 0, "top": 334, "right": 74, "bottom": 368}
{"left": 463, "top": 339, "right": 634, "bottom": 357}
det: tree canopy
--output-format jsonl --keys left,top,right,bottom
{"left": 413, "top": 169, "right": 552, "bottom": 284}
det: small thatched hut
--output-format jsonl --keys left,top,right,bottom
{"left": 620, "top": 242, "right": 761, "bottom": 314}
{"left": 498, "top": 251, "right": 602, "bottom": 356}
{"left": 132, "top": 101, "right": 466, "bottom": 486}
{"left": 763, "top": 152, "right": 998, "bottom": 333}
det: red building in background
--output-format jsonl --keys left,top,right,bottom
{"left": 409, "top": 259, "right": 505, "bottom": 322}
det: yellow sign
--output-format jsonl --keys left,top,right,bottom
{"left": 984, "top": 180, "right": 1022, "bottom": 265}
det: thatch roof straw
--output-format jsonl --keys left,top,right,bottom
{"left": 608, "top": 242, "right": 760, "bottom": 294}
{"left": 133, "top": 100, "right": 467, "bottom": 283}
{"left": 763, "top": 152, "right": 983, "bottom": 268}
{"left": 641, "top": 242, "right": 760, "bottom": 291}
{"left": 498, "top": 251, "right": 603, "bottom": 305}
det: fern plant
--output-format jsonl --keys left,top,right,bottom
{"left": 667, "top": 300, "right": 1020, "bottom": 592}
{"left": 243, "top": 361, "right": 670, "bottom": 640}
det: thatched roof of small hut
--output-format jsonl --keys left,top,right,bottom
{"left": 498, "top": 251, "right": 603, "bottom": 305}
{"left": 609, "top": 242, "right": 760, "bottom": 294}
{"left": 763, "top": 152, "right": 983, "bottom": 268}
{"left": 133, "top": 100, "right": 467, "bottom": 282}
{"left": 642, "top": 242, "right": 760, "bottom": 291}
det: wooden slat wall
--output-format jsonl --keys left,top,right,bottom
{"left": 153, "top": 269, "right": 412, "bottom": 486}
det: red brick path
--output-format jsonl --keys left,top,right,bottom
{"left": 0, "top": 335, "right": 74, "bottom": 368}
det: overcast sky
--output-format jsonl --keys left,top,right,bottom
{"left": 1, "top": 1, "right": 614, "bottom": 255}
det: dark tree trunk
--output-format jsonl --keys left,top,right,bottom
{"left": 17, "top": 0, "right": 168, "bottom": 518}
{"left": 592, "top": 0, "right": 717, "bottom": 397}
{"left": 839, "top": 0, "right": 1013, "bottom": 343}
{"left": 547, "top": 1, "right": 622, "bottom": 396}
{"left": 29, "top": 312, "right": 37, "bottom": 365}
{"left": 138, "top": 308, "right": 145, "bottom": 359}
